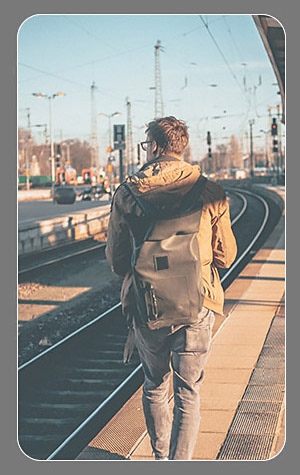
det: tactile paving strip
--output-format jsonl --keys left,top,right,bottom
{"left": 217, "top": 434, "right": 274, "bottom": 460}
{"left": 242, "top": 383, "right": 285, "bottom": 402}
{"left": 237, "top": 400, "right": 282, "bottom": 413}
{"left": 249, "top": 367, "right": 285, "bottom": 384}
{"left": 229, "top": 410, "right": 279, "bottom": 435}
{"left": 217, "top": 295, "right": 285, "bottom": 460}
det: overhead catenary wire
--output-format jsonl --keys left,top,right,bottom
{"left": 18, "top": 62, "right": 125, "bottom": 103}
{"left": 18, "top": 17, "right": 221, "bottom": 88}
{"left": 222, "top": 15, "right": 245, "bottom": 65}
{"left": 62, "top": 15, "right": 120, "bottom": 53}
{"left": 18, "top": 62, "right": 90, "bottom": 90}
{"left": 19, "top": 16, "right": 273, "bottom": 155}
{"left": 199, "top": 15, "right": 250, "bottom": 105}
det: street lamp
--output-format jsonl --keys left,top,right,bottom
{"left": 98, "top": 111, "right": 121, "bottom": 150}
{"left": 32, "top": 92, "right": 66, "bottom": 200}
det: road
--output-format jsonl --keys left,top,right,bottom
{"left": 18, "top": 198, "right": 111, "bottom": 225}
{"left": 18, "top": 192, "right": 237, "bottom": 226}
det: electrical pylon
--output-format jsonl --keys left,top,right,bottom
{"left": 154, "top": 40, "right": 164, "bottom": 119}
{"left": 126, "top": 97, "right": 134, "bottom": 175}
{"left": 90, "top": 81, "right": 99, "bottom": 168}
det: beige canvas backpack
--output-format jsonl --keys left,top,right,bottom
{"left": 123, "top": 175, "right": 207, "bottom": 330}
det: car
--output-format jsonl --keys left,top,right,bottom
{"left": 53, "top": 185, "right": 76, "bottom": 204}
{"left": 79, "top": 184, "right": 111, "bottom": 201}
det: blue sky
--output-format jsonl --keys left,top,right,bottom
{"left": 18, "top": 14, "right": 283, "bottom": 165}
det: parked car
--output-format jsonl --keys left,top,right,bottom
{"left": 53, "top": 185, "right": 76, "bottom": 204}
{"left": 79, "top": 184, "right": 111, "bottom": 201}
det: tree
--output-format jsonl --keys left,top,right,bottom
{"left": 228, "top": 135, "right": 242, "bottom": 170}
{"left": 183, "top": 145, "right": 192, "bottom": 164}
{"left": 67, "top": 139, "right": 91, "bottom": 173}
{"left": 215, "top": 144, "right": 228, "bottom": 174}
{"left": 18, "top": 129, "right": 93, "bottom": 176}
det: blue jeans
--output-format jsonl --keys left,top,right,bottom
{"left": 133, "top": 307, "right": 215, "bottom": 460}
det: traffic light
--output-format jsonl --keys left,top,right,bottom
{"left": 56, "top": 143, "right": 62, "bottom": 155}
{"left": 207, "top": 131, "right": 211, "bottom": 146}
{"left": 273, "top": 138, "right": 278, "bottom": 153}
{"left": 271, "top": 118, "right": 278, "bottom": 136}
{"left": 208, "top": 147, "right": 212, "bottom": 159}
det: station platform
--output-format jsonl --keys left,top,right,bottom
{"left": 76, "top": 186, "right": 285, "bottom": 461}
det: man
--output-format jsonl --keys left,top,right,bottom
{"left": 106, "top": 116, "right": 237, "bottom": 460}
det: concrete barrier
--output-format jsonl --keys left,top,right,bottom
{"left": 18, "top": 189, "right": 52, "bottom": 202}
{"left": 18, "top": 205, "right": 111, "bottom": 255}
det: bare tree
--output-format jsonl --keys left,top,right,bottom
{"left": 68, "top": 139, "right": 91, "bottom": 173}
{"left": 228, "top": 135, "right": 242, "bottom": 170}
{"left": 183, "top": 145, "right": 192, "bottom": 164}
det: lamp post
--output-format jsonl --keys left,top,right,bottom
{"left": 98, "top": 111, "right": 121, "bottom": 150}
{"left": 32, "top": 92, "right": 66, "bottom": 200}
{"left": 98, "top": 112, "right": 121, "bottom": 189}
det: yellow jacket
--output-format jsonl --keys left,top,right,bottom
{"left": 106, "top": 155, "right": 237, "bottom": 320}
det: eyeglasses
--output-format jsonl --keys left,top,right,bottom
{"left": 140, "top": 141, "right": 154, "bottom": 151}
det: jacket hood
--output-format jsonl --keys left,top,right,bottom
{"left": 127, "top": 155, "right": 201, "bottom": 215}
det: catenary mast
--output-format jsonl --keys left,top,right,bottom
{"left": 90, "top": 81, "right": 99, "bottom": 169}
{"left": 154, "top": 40, "right": 164, "bottom": 119}
{"left": 126, "top": 97, "right": 134, "bottom": 175}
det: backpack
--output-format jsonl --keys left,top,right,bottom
{"left": 123, "top": 175, "right": 207, "bottom": 330}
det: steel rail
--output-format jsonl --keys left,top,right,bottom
{"left": 18, "top": 187, "right": 270, "bottom": 461}
{"left": 18, "top": 191, "right": 247, "bottom": 371}
{"left": 229, "top": 191, "right": 248, "bottom": 225}
{"left": 19, "top": 193, "right": 244, "bottom": 276}
{"left": 41, "top": 188, "right": 269, "bottom": 460}
{"left": 18, "top": 242, "right": 106, "bottom": 276}
{"left": 220, "top": 188, "right": 269, "bottom": 283}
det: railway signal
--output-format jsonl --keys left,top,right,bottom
{"left": 55, "top": 156, "right": 61, "bottom": 168}
{"left": 207, "top": 132, "right": 212, "bottom": 158}
{"left": 271, "top": 118, "right": 278, "bottom": 136}
{"left": 56, "top": 144, "right": 61, "bottom": 169}
{"left": 114, "top": 124, "right": 126, "bottom": 183}
{"left": 206, "top": 131, "right": 212, "bottom": 174}
{"left": 207, "top": 131, "right": 211, "bottom": 146}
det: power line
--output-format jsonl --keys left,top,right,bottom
{"left": 18, "top": 18, "right": 222, "bottom": 88}
{"left": 222, "top": 15, "right": 244, "bottom": 64}
{"left": 18, "top": 62, "right": 123, "bottom": 102}
{"left": 18, "top": 43, "right": 155, "bottom": 86}
{"left": 222, "top": 16, "right": 257, "bottom": 89}
{"left": 62, "top": 15, "right": 119, "bottom": 53}
{"left": 18, "top": 62, "right": 89, "bottom": 90}
{"left": 199, "top": 15, "right": 249, "bottom": 104}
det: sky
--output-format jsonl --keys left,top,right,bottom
{"left": 18, "top": 14, "right": 283, "bottom": 166}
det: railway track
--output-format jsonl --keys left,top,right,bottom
{"left": 18, "top": 191, "right": 242, "bottom": 278}
{"left": 18, "top": 186, "right": 282, "bottom": 460}
{"left": 18, "top": 238, "right": 106, "bottom": 277}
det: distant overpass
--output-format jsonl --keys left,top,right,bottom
{"left": 253, "top": 15, "right": 285, "bottom": 122}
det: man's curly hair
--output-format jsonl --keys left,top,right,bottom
{"left": 145, "top": 116, "right": 189, "bottom": 155}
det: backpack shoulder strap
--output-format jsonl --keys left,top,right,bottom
{"left": 180, "top": 175, "right": 207, "bottom": 213}
{"left": 123, "top": 182, "right": 156, "bottom": 217}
